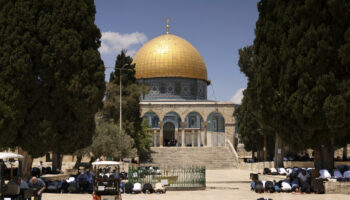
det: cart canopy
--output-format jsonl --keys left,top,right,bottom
{"left": 0, "top": 152, "right": 24, "bottom": 160}
{"left": 91, "top": 161, "right": 122, "bottom": 166}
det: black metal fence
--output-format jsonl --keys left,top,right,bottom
{"left": 128, "top": 166, "right": 206, "bottom": 189}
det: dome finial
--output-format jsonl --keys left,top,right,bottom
{"left": 166, "top": 18, "right": 170, "bottom": 34}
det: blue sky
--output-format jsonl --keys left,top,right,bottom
{"left": 95, "top": 0, "right": 259, "bottom": 102}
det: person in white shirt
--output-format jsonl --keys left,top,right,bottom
{"left": 278, "top": 168, "right": 287, "bottom": 175}
{"left": 333, "top": 169, "right": 343, "bottom": 179}
{"left": 319, "top": 169, "right": 331, "bottom": 179}
{"left": 281, "top": 179, "right": 292, "bottom": 192}
{"left": 343, "top": 170, "right": 350, "bottom": 178}
{"left": 133, "top": 182, "right": 142, "bottom": 193}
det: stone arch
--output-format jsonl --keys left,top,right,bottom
{"left": 142, "top": 111, "right": 160, "bottom": 128}
{"left": 163, "top": 111, "right": 182, "bottom": 128}
{"left": 206, "top": 112, "right": 225, "bottom": 132}
{"left": 185, "top": 111, "right": 204, "bottom": 129}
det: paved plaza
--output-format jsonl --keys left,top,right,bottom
{"left": 42, "top": 169, "right": 350, "bottom": 200}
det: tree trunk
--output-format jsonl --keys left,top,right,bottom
{"left": 17, "top": 148, "right": 33, "bottom": 181}
{"left": 274, "top": 133, "right": 284, "bottom": 168}
{"left": 314, "top": 144, "right": 334, "bottom": 171}
{"left": 74, "top": 155, "right": 82, "bottom": 169}
{"left": 263, "top": 134, "right": 267, "bottom": 161}
{"left": 257, "top": 150, "right": 261, "bottom": 162}
{"left": 343, "top": 144, "right": 348, "bottom": 161}
{"left": 52, "top": 153, "right": 63, "bottom": 173}
{"left": 252, "top": 150, "right": 256, "bottom": 162}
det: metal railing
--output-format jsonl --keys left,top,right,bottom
{"left": 128, "top": 166, "right": 206, "bottom": 189}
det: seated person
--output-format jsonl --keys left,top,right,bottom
{"left": 290, "top": 178, "right": 299, "bottom": 192}
{"left": 254, "top": 181, "right": 264, "bottom": 193}
{"left": 133, "top": 182, "right": 142, "bottom": 193}
{"left": 319, "top": 169, "right": 331, "bottom": 179}
{"left": 270, "top": 168, "right": 278, "bottom": 175}
{"left": 264, "top": 181, "right": 275, "bottom": 193}
{"left": 77, "top": 171, "right": 89, "bottom": 193}
{"left": 154, "top": 182, "right": 166, "bottom": 193}
{"left": 285, "top": 168, "right": 293, "bottom": 176}
{"left": 86, "top": 170, "right": 93, "bottom": 183}
{"left": 278, "top": 168, "right": 287, "bottom": 175}
{"left": 274, "top": 180, "right": 282, "bottom": 193}
{"left": 298, "top": 169, "right": 311, "bottom": 193}
{"left": 28, "top": 177, "right": 46, "bottom": 200}
{"left": 333, "top": 169, "right": 343, "bottom": 179}
{"left": 343, "top": 170, "right": 350, "bottom": 179}
{"left": 281, "top": 179, "right": 292, "bottom": 192}
{"left": 111, "top": 169, "right": 119, "bottom": 179}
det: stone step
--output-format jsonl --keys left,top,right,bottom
{"left": 143, "top": 146, "right": 237, "bottom": 169}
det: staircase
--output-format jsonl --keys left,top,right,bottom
{"left": 144, "top": 146, "right": 238, "bottom": 169}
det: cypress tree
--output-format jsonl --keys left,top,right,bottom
{"left": 0, "top": 0, "right": 105, "bottom": 173}
{"left": 279, "top": 0, "right": 350, "bottom": 170}
{"left": 245, "top": 0, "right": 350, "bottom": 170}
{"left": 236, "top": 45, "right": 275, "bottom": 161}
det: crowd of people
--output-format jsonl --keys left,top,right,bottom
{"left": 251, "top": 165, "right": 350, "bottom": 195}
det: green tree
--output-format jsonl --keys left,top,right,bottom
{"left": 236, "top": 45, "right": 275, "bottom": 161}
{"left": 244, "top": 0, "right": 350, "bottom": 170}
{"left": 278, "top": 0, "right": 350, "bottom": 170}
{"left": 234, "top": 99, "right": 262, "bottom": 152}
{"left": 89, "top": 121, "right": 137, "bottom": 159}
{"left": 101, "top": 50, "right": 151, "bottom": 161}
{"left": 0, "top": 0, "right": 105, "bottom": 176}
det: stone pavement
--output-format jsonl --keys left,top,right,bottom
{"left": 42, "top": 169, "right": 350, "bottom": 200}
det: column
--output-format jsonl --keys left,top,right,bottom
{"left": 175, "top": 128, "right": 179, "bottom": 147}
{"left": 191, "top": 130, "right": 195, "bottom": 147}
{"left": 203, "top": 122, "right": 208, "bottom": 147}
{"left": 153, "top": 130, "right": 157, "bottom": 147}
{"left": 181, "top": 122, "right": 186, "bottom": 147}
{"left": 159, "top": 121, "right": 164, "bottom": 147}
{"left": 197, "top": 131, "right": 201, "bottom": 147}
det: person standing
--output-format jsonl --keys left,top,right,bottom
{"left": 28, "top": 177, "right": 46, "bottom": 200}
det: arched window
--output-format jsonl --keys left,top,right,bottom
{"left": 163, "top": 112, "right": 181, "bottom": 128}
{"left": 207, "top": 112, "right": 225, "bottom": 132}
{"left": 143, "top": 112, "right": 160, "bottom": 128}
{"left": 185, "top": 112, "right": 203, "bottom": 129}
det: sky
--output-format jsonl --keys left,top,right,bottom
{"left": 94, "top": 0, "right": 259, "bottom": 103}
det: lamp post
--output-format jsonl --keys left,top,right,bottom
{"left": 116, "top": 63, "right": 132, "bottom": 133}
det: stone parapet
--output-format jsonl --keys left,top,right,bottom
{"left": 325, "top": 181, "right": 350, "bottom": 194}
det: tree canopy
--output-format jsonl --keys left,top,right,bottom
{"left": 0, "top": 0, "right": 105, "bottom": 157}
{"left": 89, "top": 121, "right": 137, "bottom": 159}
{"left": 238, "top": 0, "right": 350, "bottom": 170}
{"left": 100, "top": 50, "right": 151, "bottom": 161}
{"left": 235, "top": 45, "right": 275, "bottom": 161}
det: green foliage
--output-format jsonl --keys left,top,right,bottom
{"left": 236, "top": 46, "right": 275, "bottom": 155}
{"left": 89, "top": 121, "right": 137, "bottom": 159}
{"left": 234, "top": 99, "right": 262, "bottom": 152}
{"left": 101, "top": 50, "right": 151, "bottom": 161}
{"left": 0, "top": 0, "right": 105, "bottom": 157}
{"left": 277, "top": 0, "right": 350, "bottom": 150}
{"left": 238, "top": 0, "right": 350, "bottom": 169}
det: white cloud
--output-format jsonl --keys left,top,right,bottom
{"left": 230, "top": 88, "right": 245, "bottom": 104}
{"left": 99, "top": 31, "right": 148, "bottom": 56}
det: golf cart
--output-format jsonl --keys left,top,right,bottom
{"left": 92, "top": 161, "right": 121, "bottom": 200}
{"left": 0, "top": 152, "right": 32, "bottom": 200}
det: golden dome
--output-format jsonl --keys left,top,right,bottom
{"left": 133, "top": 34, "right": 208, "bottom": 82}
